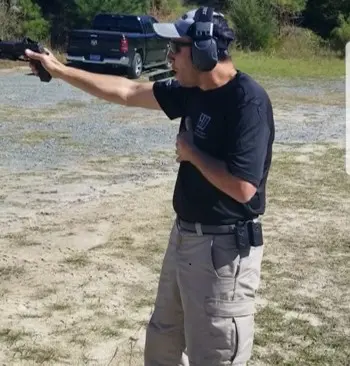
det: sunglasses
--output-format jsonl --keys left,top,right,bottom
{"left": 169, "top": 40, "right": 192, "bottom": 54}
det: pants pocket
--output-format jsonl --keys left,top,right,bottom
{"left": 231, "top": 314, "right": 254, "bottom": 364}
{"left": 209, "top": 234, "right": 240, "bottom": 278}
{"left": 205, "top": 298, "right": 255, "bottom": 365}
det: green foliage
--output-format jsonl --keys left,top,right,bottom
{"left": 271, "top": 26, "right": 332, "bottom": 58}
{"left": 152, "top": 0, "right": 185, "bottom": 14}
{"left": 330, "top": 14, "right": 350, "bottom": 56}
{"left": 303, "top": 0, "right": 350, "bottom": 38}
{"left": 74, "top": 0, "right": 149, "bottom": 25}
{"left": 0, "top": 0, "right": 22, "bottom": 39}
{"left": 183, "top": 0, "right": 228, "bottom": 12}
{"left": 232, "top": 50, "right": 344, "bottom": 78}
{"left": 227, "top": 0, "right": 278, "bottom": 51}
{"left": 270, "top": 0, "right": 306, "bottom": 29}
{"left": 271, "top": 0, "right": 306, "bottom": 14}
{"left": 150, "top": 0, "right": 193, "bottom": 21}
{"left": 1, "top": 0, "right": 348, "bottom": 61}
{"left": 17, "top": 0, "right": 50, "bottom": 40}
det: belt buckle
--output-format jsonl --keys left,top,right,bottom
{"left": 195, "top": 222, "right": 203, "bottom": 236}
{"left": 228, "top": 224, "right": 236, "bottom": 233}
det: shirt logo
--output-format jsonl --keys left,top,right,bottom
{"left": 195, "top": 113, "right": 211, "bottom": 139}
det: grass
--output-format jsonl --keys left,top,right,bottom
{"left": 11, "top": 344, "right": 69, "bottom": 364}
{"left": 0, "top": 59, "right": 26, "bottom": 69}
{"left": 0, "top": 328, "right": 32, "bottom": 346}
{"left": 0, "top": 265, "right": 25, "bottom": 280}
{"left": 232, "top": 50, "right": 345, "bottom": 79}
{"left": 0, "top": 45, "right": 345, "bottom": 79}
{"left": 62, "top": 252, "right": 91, "bottom": 268}
{"left": 267, "top": 88, "right": 344, "bottom": 108}
{"left": 248, "top": 142, "right": 350, "bottom": 365}
{"left": 3, "top": 232, "right": 41, "bottom": 246}
{"left": 0, "top": 102, "right": 88, "bottom": 123}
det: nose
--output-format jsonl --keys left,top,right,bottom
{"left": 167, "top": 49, "right": 175, "bottom": 61}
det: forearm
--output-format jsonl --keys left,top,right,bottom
{"left": 190, "top": 148, "right": 255, "bottom": 203}
{"left": 59, "top": 66, "right": 137, "bottom": 105}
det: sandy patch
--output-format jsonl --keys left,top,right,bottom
{"left": 0, "top": 143, "right": 349, "bottom": 365}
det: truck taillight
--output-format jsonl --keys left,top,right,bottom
{"left": 120, "top": 37, "right": 128, "bottom": 53}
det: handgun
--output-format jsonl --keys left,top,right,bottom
{"left": 0, "top": 37, "right": 52, "bottom": 82}
{"left": 148, "top": 69, "right": 176, "bottom": 82}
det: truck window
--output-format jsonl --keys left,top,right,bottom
{"left": 143, "top": 19, "right": 155, "bottom": 34}
{"left": 93, "top": 14, "right": 143, "bottom": 33}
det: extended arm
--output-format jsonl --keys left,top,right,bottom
{"left": 25, "top": 48, "right": 161, "bottom": 110}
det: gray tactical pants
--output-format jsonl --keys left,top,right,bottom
{"left": 144, "top": 219, "right": 264, "bottom": 366}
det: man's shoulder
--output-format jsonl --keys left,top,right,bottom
{"left": 154, "top": 78, "right": 197, "bottom": 92}
{"left": 153, "top": 77, "right": 179, "bottom": 90}
{"left": 234, "top": 71, "right": 271, "bottom": 107}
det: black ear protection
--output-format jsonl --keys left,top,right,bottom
{"left": 190, "top": 7, "right": 218, "bottom": 72}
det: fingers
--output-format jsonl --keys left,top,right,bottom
{"left": 29, "top": 62, "right": 39, "bottom": 76}
{"left": 25, "top": 49, "right": 44, "bottom": 61}
{"left": 43, "top": 47, "right": 52, "bottom": 56}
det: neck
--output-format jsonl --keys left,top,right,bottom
{"left": 198, "top": 62, "right": 237, "bottom": 91}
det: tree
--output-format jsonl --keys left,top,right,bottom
{"left": 74, "top": 0, "right": 150, "bottom": 25}
{"left": 0, "top": 0, "right": 22, "bottom": 39}
{"left": 330, "top": 14, "right": 350, "bottom": 56}
{"left": 303, "top": 0, "right": 350, "bottom": 38}
{"left": 270, "top": 0, "right": 306, "bottom": 32}
{"left": 16, "top": 0, "right": 50, "bottom": 40}
{"left": 33, "top": 0, "right": 78, "bottom": 48}
{"left": 227, "top": 0, "right": 278, "bottom": 51}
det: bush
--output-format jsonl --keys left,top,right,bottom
{"left": 227, "top": 0, "right": 278, "bottom": 51}
{"left": 149, "top": 0, "right": 194, "bottom": 21}
{"left": 75, "top": 0, "right": 149, "bottom": 25}
{"left": 330, "top": 14, "right": 350, "bottom": 56}
{"left": 272, "top": 25, "right": 333, "bottom": 58}
{"left": 21, "top": 18, "right": 50, "bottom": 41}
{"left": 0, "top": 0, "right": 50, "bottom": 43}
{"left": 0, "top": 0, "right": 22, "bottom": 39}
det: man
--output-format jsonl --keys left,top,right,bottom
{"left": 26, "top": 6, "right": 275, "bottom": 365}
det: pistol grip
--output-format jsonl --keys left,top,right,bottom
{"left": 34, "top": 60, "right": 52, "bottom": 82}
{"left": 35, "top": 44, "right": 52, "bottom": 82}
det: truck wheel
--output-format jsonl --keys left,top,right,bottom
{"left": 127, "top": 52, "right": 143, "bottom": 79}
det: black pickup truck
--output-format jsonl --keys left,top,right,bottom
{"left": 66, "top": 13, "right": 170, "bottom": 79}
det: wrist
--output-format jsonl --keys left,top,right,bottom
{"left": 58, "top": 64, "right": 71, "bottom": 80}
{"left": 190, "top": 146, "right": 202, "bottom": 167}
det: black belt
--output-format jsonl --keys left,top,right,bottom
{"left": 176, "top": 217, "right": 263, "bottom": 247}
{"left": 177, "top": 218, "right": 237, "bottom": 235}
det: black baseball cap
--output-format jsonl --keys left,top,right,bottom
{"left": 153, "top": 8, "right": 235, "bottom": 49}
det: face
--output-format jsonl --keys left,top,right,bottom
{"left": 167, "top": 37, "right": 200, "bottom": 87}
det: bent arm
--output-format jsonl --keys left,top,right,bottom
{"left": 190, "top": 149, "right": 257, "bottom": 203}
{"left": 60, "top": 66, "right": 161, "bottom": 109}
{"left": 188, "top": 99, "right": 272, "bottom": 203}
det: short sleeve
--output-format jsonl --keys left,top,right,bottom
{"left": 153, "top": 79, "right": 188, "bottom": 120}
{"left": 226, "top": 98, "right": 272, "bottom": 187}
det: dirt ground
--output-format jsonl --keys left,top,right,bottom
{"left": 0, "top": 66, "right": 349, "bottom": 365}
{"left": 0, "top": 152, "right": 177, "bottom": 365}
{"left": 1, "top": 142, "right": 349, "bottom": 365}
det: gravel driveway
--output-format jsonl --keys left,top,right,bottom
{"left": 0, "top": 68, "right": 345, "bottom": 171}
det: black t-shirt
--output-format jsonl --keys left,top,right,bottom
{"left": 153, "top": 70, "right": 275, "bottom": 225}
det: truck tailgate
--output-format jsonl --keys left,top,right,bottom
{"left": 67, "top": 29, "right": 127, "bottom": 62}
